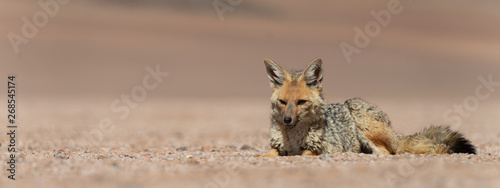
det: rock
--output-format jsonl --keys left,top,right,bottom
{"left": 176, "top": 147, "right": 188, "bottom": 152}
{"left": 53, "top": 152, "right": 68, "bottom": 159}
{"left": 319, "top": 154, "right": 332, "bottom": 160}
{"left": 240, "top": 145, "right": 255, "bottom": 151}
{"left": 54, "top": 150, "right": 69, "bottom": 159}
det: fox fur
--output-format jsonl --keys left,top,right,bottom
{"left": 263, "top": 58, "right": 476, "bottom": 156}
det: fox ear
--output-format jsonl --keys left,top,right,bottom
{"left": 303, "top": 58, "right": 323, "bottom": 89}
{"left": 264, "top": 58, "right": 286, "bottom": 88}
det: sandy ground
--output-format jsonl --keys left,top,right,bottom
{"left": 1, "top": 0, "right": 500, "bottom": 187}
{"left": 2, "top": 98, "right": 500, "bottom": 188}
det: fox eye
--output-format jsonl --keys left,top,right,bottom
{"left": 297, "top": 100, "right": 307, "bottom": 105}
{"left": 279, "top": 99, "right": 287, "bottom": 105}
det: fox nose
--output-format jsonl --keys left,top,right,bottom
{"left": 283, "top": 117, "right": 292, "bottom": 124}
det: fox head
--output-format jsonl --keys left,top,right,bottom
{"left": 264, "top": 58, "right": 326, "bottom": 128}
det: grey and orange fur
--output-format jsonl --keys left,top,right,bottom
{"left": 263, "top": 58, "right": 475, "bottom": 156}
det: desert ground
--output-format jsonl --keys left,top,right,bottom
{"left": 1, "top": 0, "right": 500, "bottom": 187}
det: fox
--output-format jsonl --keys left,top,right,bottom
{"left": 262, "top": 58, "right": 476, "bottom": 156}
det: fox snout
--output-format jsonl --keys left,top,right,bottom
{"left": 282, "top": 115, "right": 296, "bottom": 127}
{"left": 282, "top": 102, "right": 297, "bottom": 127}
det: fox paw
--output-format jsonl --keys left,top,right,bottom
{"left": 261, "top": 149, "right": 279, "bottom": 157}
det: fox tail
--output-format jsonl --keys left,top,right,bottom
{"left": 397, "top": 126, "right": 476, "bottom": 154}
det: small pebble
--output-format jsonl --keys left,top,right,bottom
{"left": 319, "top": 154, "right": 332, "bottom": 160}
{"left": 240, "top": 145, "right": 255, "bottom": 151}
{"left": 54, "top": 152, "right": 68, "bottom": 159}
{"left": 176, "top": 147, "right": 188, "bottom": 152}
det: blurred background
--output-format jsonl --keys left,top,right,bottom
{"left": 1, "top": 0, "right": 500, "bottom": 187}
{"left": 2, "top": 0, "right": 500, "bottom": 99}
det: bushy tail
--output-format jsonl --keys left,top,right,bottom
{"left": 397, "top": 126, "right": 476, "bottom": 154}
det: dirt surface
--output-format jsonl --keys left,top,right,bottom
{"left": 1, "top": 1, "right": 500, "bottom": 187}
